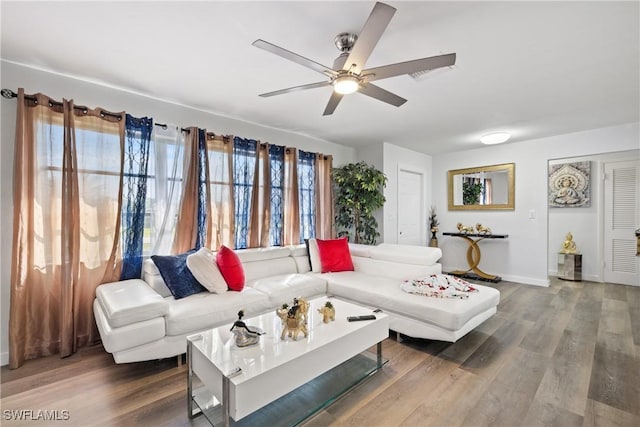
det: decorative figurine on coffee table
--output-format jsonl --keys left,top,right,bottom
{"left": 230, "top": 310, "right": 264, "bottom": 347}
{"left": 277, "top": 297, "right": 309, "bottom": 341}
{"left": 317, "top": 301, "right": 335, "bottom": 323}
{"left": 276, "top": 303, "right": 289, "bottom": 325}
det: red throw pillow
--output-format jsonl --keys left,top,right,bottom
{"left": 216, "top": 245, "right": 245, "bottom": 291}
{"left": 316, "top": 237, "right": 354, "bottom": 273}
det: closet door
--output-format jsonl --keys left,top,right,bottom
{"left": 604, "top": 159, "right": 640, "bottom": 286}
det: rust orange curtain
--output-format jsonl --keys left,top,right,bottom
{"left": 283, "top": 147, "right": 300, "bottom": 245}
{"left": 315, "top": 153, "right": 335, "bottom": 239}
{"left": 173, "top": 127, "right": 204, "bottom": 253}
{"left": 9, "top": 89, "right": 125, "bottom": 368}
{"left": 205, "top": 134, "right": 235, "bottom": 249}
{"left": 248, "top": 143, "right": 272, "bottom": 248}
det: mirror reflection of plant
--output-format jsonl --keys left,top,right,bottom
{"left": 333, "top": 161, "right": 387, "bottom": 245}
{"left": 463, "top": 181, "right": 484, "bottom": 205}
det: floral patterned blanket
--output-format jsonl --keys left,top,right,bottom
{"left": 400, "top": 274, "right": 478, "bottom": 299}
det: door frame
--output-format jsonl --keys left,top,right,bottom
{"left": 397, "top": 164, "right": 426, "bottom": 246}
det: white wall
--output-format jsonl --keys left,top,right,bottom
{"left": 432, "top": 122, "right": 640, "bottom": 287}
{"left": 0, "top": 61, "right": 356, "bottom": 366}
{"left": 381, "top": 143, "right": 433, "bottom": 245}
{"left": 355, "top": 144, "right": 385, "bottom": 241}
{"left": 548, "top": 150, "right": 640, "bottom": 281}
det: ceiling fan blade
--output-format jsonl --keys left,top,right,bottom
{"left": 358, "top": 83, "right": 407, "bottom": 107}
{"left": 259, "top": 81, "right": 332, "bottom": 98}
{"left": 344, "top": 2, "right": 396, "bottom": 74}
{"left": 252, "top": 39, "right": 337, "bottom": 77}
{"left": 363, "top": 53, "right": 457, "bottom": 82}
{"left": 323, "top": 92, "right": 344, "bottom": 116}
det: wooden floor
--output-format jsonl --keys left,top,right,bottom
{"left": 2, "top": 278, "right": 639, "bottom": 426}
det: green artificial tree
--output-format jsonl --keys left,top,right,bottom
{"left": 333, "top": 161, "right": 387, "bottom": 245}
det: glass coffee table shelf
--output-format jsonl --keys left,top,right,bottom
{"left": 191, "top": 350, "right": 387, "bottom": 427}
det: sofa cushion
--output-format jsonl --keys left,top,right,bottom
{"left": 248, "top": 273, "right": 328, "bottom": 305}
{"left": 216, "top": 245, "right": 245, "bottom": 291}
{"left": 164, "top": 287, "right": 272, "bottom": 336}
{"left": 316, "top": 237, "right": 354, "bottom": 273}
{"left": 236, "top": 246, "right": 291, "bottom": 263}
{"left": 96, "top": 279, "right": 169, "bottom": 327}
{"left": 187, "top": 247, "right": 228, "bottom": 294}
{"left": 143, "top": 274, "right": 172, "bottom": 298}
{"left": 289, "top": 244, "right": 308, "bottom": 257}
{"left": 143, "top": 258, "right": 161, "bottom": 276}
{"left": 348, "top": 243, "right": 374, "bottom": 258}
{"left": 306, "top": 238, "right": 322, "bottom": 272}
{"left": 326, "top": 272, "right": 500, "bottom": 331}
{"left": 242, "top": 256, "right": 299, "bottom": 283}
{"left": 152, "top": 250, "right": 207, "bottom": 299}
{"left": 94, "top": 299, "right": 166, "bottom": 353}
{"left": 370, "top": 243, "right": 442, "bottom": 266}
{"left": 352, "top": 256, "right": 441, "bottom": 280}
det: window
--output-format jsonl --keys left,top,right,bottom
{"left": 298, "top": 150, "right": 316, "bottom": 242}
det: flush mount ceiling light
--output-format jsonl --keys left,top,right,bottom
{"left": 332, "top": 75, "right": 360, "bottom": 95}
{"left": 480, "top": 132, "right": 511, "bottom": 145}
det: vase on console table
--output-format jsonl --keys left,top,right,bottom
{"left": 429, "top": 227, "right": 439, "bottom": 248}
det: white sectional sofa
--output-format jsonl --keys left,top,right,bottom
{"left": 94, "top": 243, "right": 500, "bottom": 363}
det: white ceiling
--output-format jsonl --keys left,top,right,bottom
{"left": 2, "top": 1, "right": 638, "bottom": 155}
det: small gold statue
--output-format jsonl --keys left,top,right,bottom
{"left": 560, "top": 232, "right": 579, "bottom": 254}
{"left": 457, "top": 222, "right": 475, "bottom": 234}
{"left": 476, "top": 223, "right": 492, "bottom": 235}
{"left": 317, "top": 301, "right": 335, "bottom": 323}
{"left": 277, "top": 297, "right": 309, "bottom": 341}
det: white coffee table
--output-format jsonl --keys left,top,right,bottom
{"left": 187, "top": 297, "right": 389, "bottom": 426}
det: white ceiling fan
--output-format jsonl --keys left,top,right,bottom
{"left": 252, "top": 2, "right": 456, "bottom": 116}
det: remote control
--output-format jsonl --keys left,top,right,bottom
{"left": 347, "top": 315, "right": 376, "bottom": 322}
{"left": 227, "top": 367, "right": 242, "bottom": 378}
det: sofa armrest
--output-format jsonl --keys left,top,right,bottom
{"left": 96, "top": 279, "right": 169, "bottom": 328}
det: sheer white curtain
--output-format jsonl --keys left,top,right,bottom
{"left": 148, "top": 125, "right": 185, "bottom": 255}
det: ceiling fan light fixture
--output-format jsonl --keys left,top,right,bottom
{"left": 333, "top": 75, "right": 360, "bottom": 94}
{"left": 480, "top": 132, "right": 511, "bottom": 145}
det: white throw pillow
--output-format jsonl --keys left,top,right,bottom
{"left": 186, "top": 247, "right": 228, "bottom": 294}
{"left": 307, "top": 238, "right": 322, "bottom": 273}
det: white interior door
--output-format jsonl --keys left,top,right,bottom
{"left": 604, "top": 160, "right": 640, "bottom": 286}
{"left": 397, "top": 169, "right": 423, "bottom": 245}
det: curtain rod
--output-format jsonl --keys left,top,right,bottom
{"left": 2, "top": 88, "right": 123, "bottom": 120}
{"left": 2, "top": 89, "right": 232, "bottom": 140}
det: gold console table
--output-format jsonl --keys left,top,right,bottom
{"left": 442, "top": 232, "right": 508, "bottom": 283}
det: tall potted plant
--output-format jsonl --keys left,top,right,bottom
{"left": 333, "top": 161, "right": 387, "bottom": 245}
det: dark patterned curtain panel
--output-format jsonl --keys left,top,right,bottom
{"left": 233, "top": 137, "right": 258, "bottom": 248}
{"left": 298, "top": 150, "right": 316, "bottom": 242}
{"left": 269, "top": 145, "right": 285, "bottom": 246}
{"left": 120, "top": 115, "right": 153, "bottom": 280}
{"left": 196, "top": 129, "right": 208, "bottom": 249}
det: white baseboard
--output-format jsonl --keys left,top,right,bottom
{"left": 1, "top": 351, "right": 8, "bottom": 366}
{"left": 548, "top": 270, "right": 601, "bottom": 283}
{"left": 500, "top": 274, "right": 549, "bottom": 287}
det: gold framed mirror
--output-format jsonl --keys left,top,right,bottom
{"left": 448, "top": 163, "right": 515, "bottom": 210}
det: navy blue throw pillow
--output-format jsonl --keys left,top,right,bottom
{"left": 151, "top": 250, "right": 207, "bottom": 299}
